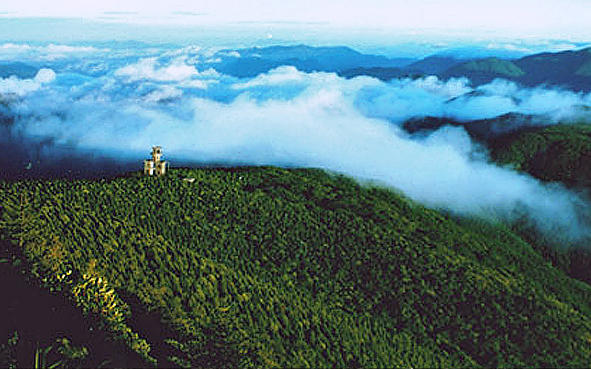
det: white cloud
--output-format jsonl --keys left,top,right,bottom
{"left": 232, "top": 66, "right": 306, "bottom": 89}
{"left": 0, "top": 68, "right": 56, "bottom": 95}
{"left": 7, "top": 52, "right": 591, "bottom": 243}
{"left": 144, "top": 86, "right": 183, "bottom": 102}
{"left": 35, "top": 68, "right": 57, "bottom": 83}
{"left": 0, "top": 43, "right": 107, "bottom": 61}
{"left": 115, "top": 57, "right": 200, "bottom": 82}
{"left": 409, "top": 76, "right": 472, "bottom": 98}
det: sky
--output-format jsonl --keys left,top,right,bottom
{"left": 1, "top": 0, "right": 591, "bottom": 45}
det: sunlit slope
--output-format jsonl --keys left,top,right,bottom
{"left": 442, "top": 58, "right": 525, "bottom": 85}
{"left": 440, "top": 47, "right": 591, "bottom": 91}
{"left": 491, "top": 124, "right": 591, "bottom": 188}
{"left": 2, "top": 167, "right": 591, "bottom": 367}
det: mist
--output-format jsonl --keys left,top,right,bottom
{"left": 2, "top": 43, "right": 591, "bottom": 244}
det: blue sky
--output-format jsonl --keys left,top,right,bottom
{"left": 2, "top": 0, "right": 590, "bottom": 37}
{"left": 1, "top": 1, "right": 590, "bottom": 56}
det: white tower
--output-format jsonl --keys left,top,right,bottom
{"left": 143, "top": 146, "right": 168, "bottom": 176}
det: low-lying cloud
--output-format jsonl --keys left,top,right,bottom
{"left": 0, "top": 68, "right": 55, "bottom": 95}
{"left": 0, "top": 43, "right": 108, "bottom": 62}
{"left": 2, "top": 45, "right": 591, "bottom": 244}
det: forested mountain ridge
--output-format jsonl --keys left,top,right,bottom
{"left": 401, "top": 118, "right": 591, "bottom": 290}
{"left": 486, "top": 123, "right": 591, "bottom": 286}
{"left": 490, "top": 123, "right": 591, "bottom": 188}
{"left": 441, "top": 58, "right": 525, "bottom": 85}
{"left": 2, "top": 166, "right": 591, "bottom": 368}
{"left": 339, "top": 46, "right": 591, "bottom": 91}
{"left": 441, "top": 47, "right": 591, "bottom": 90}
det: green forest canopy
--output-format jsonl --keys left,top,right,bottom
{"left": 2, "top": 166, "right": 591, "bottom": 368}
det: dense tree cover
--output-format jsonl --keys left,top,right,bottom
{"left": 491, "top": 123, "right": 591, "bottom": 189}
{"left": 489, "top": 123, "right": 591, "bottom": 286}
{"left": 2, "top": 166, "right": 591, "bottom": 367}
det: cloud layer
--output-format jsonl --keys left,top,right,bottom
{"left": 2, "top": 44, "right": 591, "bottom": 244}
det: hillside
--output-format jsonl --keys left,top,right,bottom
{"left": 439, "top": 47, "right": 591, "bottom": 91}
{"left": 405, "top": 56, "right": 467, "bottom": 75}
{"left": 490, "top": 123, "right": 591, "bottom": 188}
{"left": 338, "top": 66, "right": 416, "bottom": 81}
{"left": 441, "top": 58, "right": 525, "bottom": 85}
{"left": 515, "top": 47, "right": 591, "bottom": 89}
{"left": 487, "top": 123, "right": 591, "bottom": 287}
{"left": 402, "top": 113, "right": 542, "bottom": 141}
{"left": 577, "top": 60, "right": 591, "bottom": 77}
{"left": 2, "top": 167, "right": 591, "bottom": 368}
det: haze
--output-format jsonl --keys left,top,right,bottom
{"left": 1, "top": 0, "right": 591, "bottom": 53}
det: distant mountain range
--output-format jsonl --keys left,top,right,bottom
{"left": 2, "top": 44, "right": 591, "bottom": 92}
{"left": 338, "top": 56, "right": 469, "bottom": 81}
{"left": 210, "top": 45, "right": 415, "bottom": 78}
{"left": 343, "top": 47, "right": 591, "bottom": 92}
{"left": 208, "top": 44, "right": 591, "bottom": 91}
{"left": 442, "top": 47, "right": 591, "bottom": 90}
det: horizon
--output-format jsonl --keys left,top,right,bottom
{"left": 0, "top": 18, "right": 589, "bottom": 60}
{"left": 1, "top": 1, "right": 591, "bottom": 58}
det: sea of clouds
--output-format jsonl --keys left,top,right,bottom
{"left": 2, "top": 43, "right": 591, "bottom": 244}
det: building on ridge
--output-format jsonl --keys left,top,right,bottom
{"left": 144, "top": 146, "right": 168, "bottom": 176}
